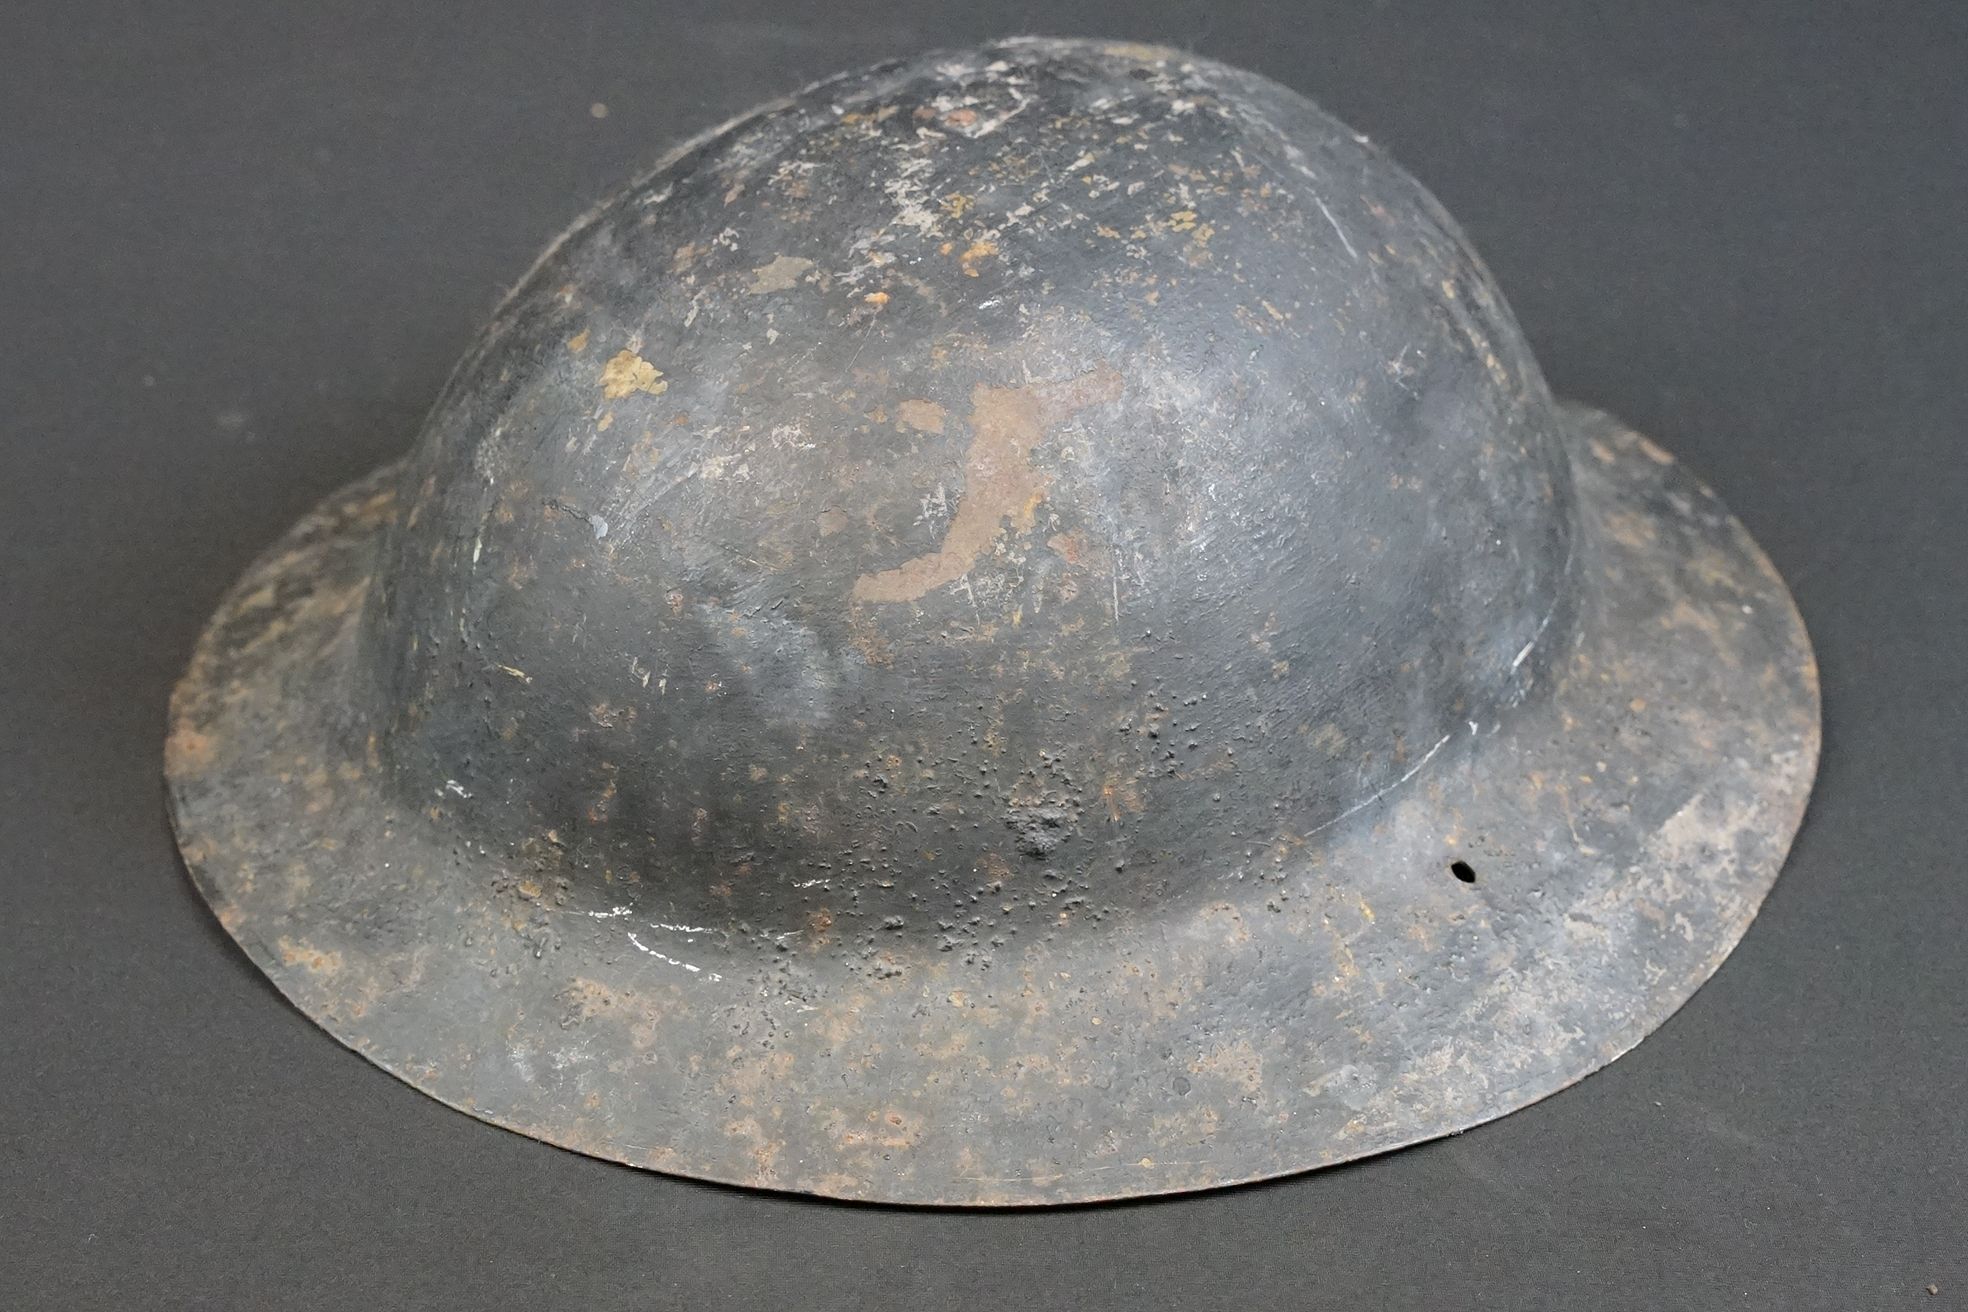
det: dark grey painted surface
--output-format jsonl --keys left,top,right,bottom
{"left": 3, "top": 0, "right": 1961, "bottom": 1302}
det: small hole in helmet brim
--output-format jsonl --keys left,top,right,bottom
{"left": 1449, "top": 860, "right": 1477, "bottom": 883}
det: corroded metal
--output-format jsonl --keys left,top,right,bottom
{"left": 166, "top": 38, "right": 1819, "bottom": 1205}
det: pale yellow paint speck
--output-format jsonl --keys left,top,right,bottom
{"left": 600, "top": 349, "right": 667, "bottom": 399}
{"left": 958, "top": 239, "right": 998, "bottom": 277}
{"left": 1102, "top": 41, "right": 1180, "bottom": 62}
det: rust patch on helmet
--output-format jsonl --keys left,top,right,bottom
{"left": 276, "top": 937, "right": 344, "bottom": 976}
{"left": 165, "top": 724, "right": 216, "bottom": 775}
{"left": 895, "top": 398, "right": 947, "bottom": 434}
{"left": 851, "top": 366, "right": 1123, "bottom": 603}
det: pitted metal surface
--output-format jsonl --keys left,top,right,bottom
{"left": 167, "top": 39, "right": 1818, "bottom": 1205}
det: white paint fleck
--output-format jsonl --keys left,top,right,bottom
{"left": 699, "top": 453, "right": 751, "bottom": 481}
{"left": 955, "top": 86, "right": 1029, "bottom": 138}
{"left": 882, "top": 153, "right": 941, "bottom": 234}
{"left": 625, "top": 931, "right": 722, "bottom": 981}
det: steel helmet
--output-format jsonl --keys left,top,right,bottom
{"left": 167, "top": 37, "right": 1818, "bottom": 1204}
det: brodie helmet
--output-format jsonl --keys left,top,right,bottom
{"left": 167, "top": 38, "right": 1818, "bottom": 1205}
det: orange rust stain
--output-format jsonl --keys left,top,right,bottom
{"left": 587, "top": 778, "right": 617, "bottom": 823}
{"left": 564, "top": 977, "right": 631, "bottom": 1021}
{"left": 1099, "top": 775, "right": 1145, "bottom": 821}
{"left": 895, "top": 398, "right": 947, "bottom": 434}
{"left": 165, "top": 724, "right": 216, "bottom": 774}
{"left": 276, "top": 937, "right": 343, "bottom": 975}
{"left": 851, "top": 366, "right": 1123, "bottom": 603}
{"left": 567, "top": 328, "right": 591, "bottom": 353}
{"left": 1045, "top": 531, "right": 1087, "bottom": 565}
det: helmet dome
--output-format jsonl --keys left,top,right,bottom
{"left": 359, "top": 38, "right": 1577, "bottom": 948}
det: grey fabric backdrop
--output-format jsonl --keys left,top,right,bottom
{"left": 2, "top": 2, "right": 1962, "bottom": 1307}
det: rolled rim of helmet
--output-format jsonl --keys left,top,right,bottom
{"left": 166, "top": 37, "right": 1819, "bottom": 1206}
